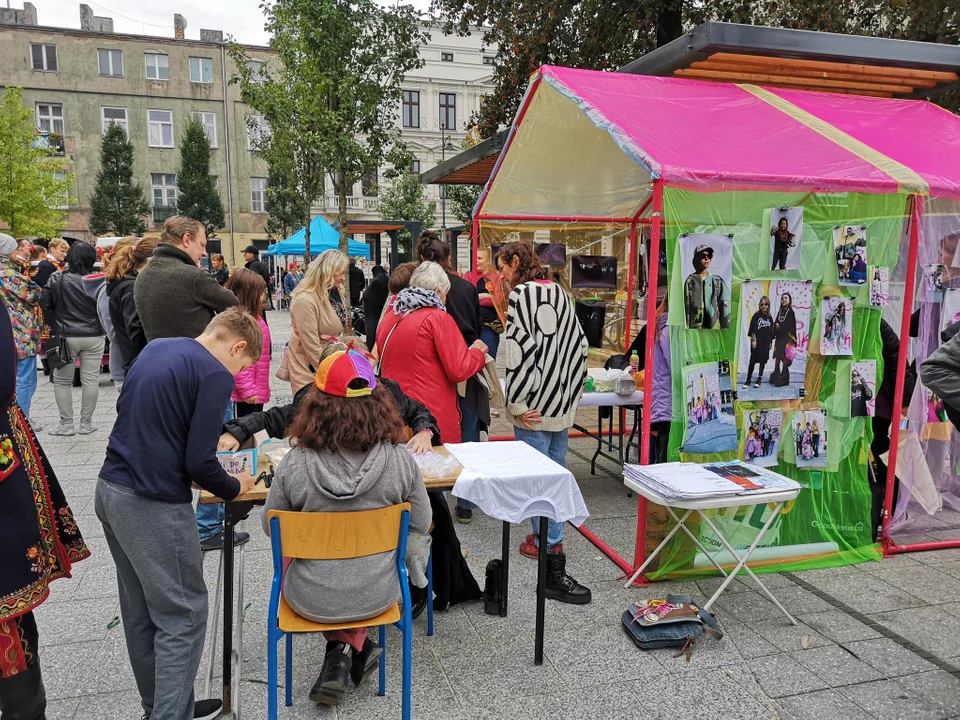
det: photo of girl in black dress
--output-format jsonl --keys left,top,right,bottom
{"left": 768, "top": 207, "right": 803, "bottom": 271}
{"left": 744, "top": 296, "right": 773, "bottom": 389}
{"left": 770, "top": 293, "right": 797, "bottom": 387}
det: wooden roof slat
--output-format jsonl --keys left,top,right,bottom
{"left": 708, "top": 51, "right": 959, "bottom": 83}
{"left": 692, "top": 59, "right": 938, "bottom": 89}
{"left": 675, "top": 67, "right": 909, "bottom": 94}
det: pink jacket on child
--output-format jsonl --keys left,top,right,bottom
{"left": 232, "top": 316, "right": 271, "bottom": 404}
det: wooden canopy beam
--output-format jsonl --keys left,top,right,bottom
{"left": 707, "top": 51, "right": 959, "bottom": 83}
{"left": 691, "top": 59, "right": 938, "bottom": 89}
{"left": 675, "top": 67, "right": 908, "bottom": 94}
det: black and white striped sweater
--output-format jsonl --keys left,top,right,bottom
{"left": 503, "top": 280, "right": 588, "bottom": 431}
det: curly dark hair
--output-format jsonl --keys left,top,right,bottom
{"left": 497, "top": 241, "right": 543, "bottom": 286}
{"left": 287, "top": 383, "right": 406, "bottom": 454}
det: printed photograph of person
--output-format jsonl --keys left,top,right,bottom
{"left": 794, "top": 409, "right": 828, "bottom": 469}
{"left": 870, "top": 267, "right": 889, "bottom": 307}
{"left": 743, "top": 409, "right": 783, "bottom": 468}
{"left": 820, "top": 296, "right": 853, "bottom": 356}
{"left": 769, "top": 207, "right": 804, "bottom": 271}
{"left": 923, "top": 264, "right": 946, "bottom": 303}
{"left": 940, "top": 288, "right": 960, "bottom": 339}
{"left": 681, "top": 360, "right": 738, "bottom": 454}
{"left": 850, "top": 361, "right": 876, "bottom": 418}
{"left": 680, "top": 233, "right": 732, "bottom": 330}
{"left": 833, "top": 225, "right": 868, "bottom": 286}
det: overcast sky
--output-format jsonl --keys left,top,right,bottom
{"left": 37, "top": 0, "right": 433, "bottom": 46}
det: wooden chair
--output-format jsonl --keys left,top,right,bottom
{"left": 266, "top": 504, "right": 432, "bottom": 720}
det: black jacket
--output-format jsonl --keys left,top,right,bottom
{"left": 211, "top": 266, "right": 230, "bottom": 286}
{"left": 107, "top": 274, "right": 147, "bottom": 373}
{"left": 223, "top": 377, "right": 440, "bottom": 446}
{"left": 41, "top": 271, "right": 103, "bottom": 338}
{"left": 33, "top": 259, "right": 58, "bottom": 287}
{"left": 245, "top": 258, "right": 271, "bottom": 286}
{"left": 363, "top": 272, "right": 390, "bottom": 349}
{"left": 349, "top": 265, "right": 366, "bottom": 305}
{"left": 445, "top": 271, "right": 482, "bottom": 345}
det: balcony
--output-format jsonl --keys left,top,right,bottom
{"left": 312, "top": 195, "right": 380, "bottom": 214}
{"left": 152, "top": 204, "right": 178, "bottom": 223}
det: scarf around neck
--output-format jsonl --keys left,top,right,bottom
{"left": 393, "top": 286, "right": 446, "bottom": 315}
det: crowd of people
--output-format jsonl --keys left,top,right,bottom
{"left": 0, "top": 219, "right": 597, "bottom": 719}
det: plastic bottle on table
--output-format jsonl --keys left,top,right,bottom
{"left": 629, "top": 350, "right": 640, "bottom": 376}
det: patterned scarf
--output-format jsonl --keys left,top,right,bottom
{"left": 393, "top": 286, "right": 446, "bottom": 315}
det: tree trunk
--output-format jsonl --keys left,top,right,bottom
{"left": 338, "top": 169, "right": 352, "bottom": 335}
{"left": 303, "top": 206, "right": 311, "bottom": 268}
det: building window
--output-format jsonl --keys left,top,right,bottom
{"left": 151, "top": 173, "right": 177, "bottom": 221}
{"left": 51, "top": 171, "right": 69, "bottom": 209}
{"left": 98, "top": 49, "right": 123, "bottom": 77}
{"left": 191, "top": 111, "right": 218, "bottom": 148}
{"left": 36, "top": 103, "right": 64, "bottom": 135}
{"left": 30, "top": 43, "right": 57, "bottom": 72}
{"left": 483, "top": 56, "right": 495, "bottom": 66}
{"left": 189, "top": 57, "right": 214, "bottom": 84}
{"left": 441, "top": 51, "right": 454, "bottom": 62}
{"left": 145, "top": 52, "right": 169, "bottom": 80}
{"left": 439, "top": 92, "right": 456, "bottom": 131}
{"left": 361, "top": 172, "right": 378, "bottom": 197}
{"left": 101, "top": 106, "right": 128, "bottom": 134}
{"left": 246, "top": 115, "right": 269, "bottom": 150}
{"left": 147, "top": 109, "right": 174, "bottom": 148}
{"left": 402, "top": 90, "right": 419, "bottom": 129}
{"left": 409, "top": 159, "right": 421, "bottom": 175}
{"left": 249, "top": 60, "right": 265, "bottom": 82}
{"left": 250, "top": 177, "right": 267, "bottom": 213}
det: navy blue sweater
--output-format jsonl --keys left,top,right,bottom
{"left": 100, "top": 338, "right": 241, "bottom": 503}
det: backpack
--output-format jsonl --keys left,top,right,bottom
{"left": 620, "top": 594, "right": 723, "bottom": 660}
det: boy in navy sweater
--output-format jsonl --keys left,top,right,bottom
{"left": 96, "top": 308, "right": 261, "bottom": 720}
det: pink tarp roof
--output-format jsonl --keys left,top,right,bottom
{"left": 536, "top": 65, "right": 960, "bottom": 196}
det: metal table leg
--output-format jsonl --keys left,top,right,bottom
{"left": 222, "top": 510, "right": 235, "bottom": 717}
{"left": 534, "top": 516, "right": 548, "bottom": 665}
{"left": 500, "top": 521, "right": 510, "bottom": 617}
{"left": 203, "top": 550, "right": 224, "bottom": 698}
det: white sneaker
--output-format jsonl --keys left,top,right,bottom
{"left": 77, "top": 422, "right": 97, "bottom": 435}
{"left": 49, "top": 424, "right": 75, "bottom": 436}
{"left": 29, "top": 418, "right": 43, "bottom": 432}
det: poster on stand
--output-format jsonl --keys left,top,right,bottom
{"left": 923, "top": 264, "right": 946, "bottom": 302}
{"left": 820, "top": 297, "right": 853, "bottom": 356}
{"left": 681, "top": 360, "right": 738, "bottom": 454}
{"left": 833, "top": 225, "right": 868, "bottom": 286}
{"left": 870, "top": 267, "right": 889, "bottom": 307}
{"left": 769, "top": 207, "right": 804, "bottom": 271}
{"left": 850, "top": 361, "right": 876, "bottom": 418}
{"left": 737, "top": 280, "right": 811, "bottom": 401}
{"left": 792, "top": 409, "right": 828, "bottom": 469}
{"left": 742, "top": 409, "right": 783, "bottom": 467}
{"left": 924, "top": 386, "right": 949, "bottom": 423}
{"left": 941, "top": 288, "right": 960, "bottom": 337}
{"left": 680, "top": 233, "right": 733, "bottom": 329}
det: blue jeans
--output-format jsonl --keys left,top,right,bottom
{"left": 456, "top": 396, "right": 482, "bottom": 511}
{"left": 514, "top": 426, "right": 569, "bottom": 547}
{"left": 196, "top": 403, "right": 233, "bottom": 540}
{"left": 480, "top": 325, "right": 501, "bottom": 362}
{"left": 15, "top": 355, "right": 38, "bottom": 419}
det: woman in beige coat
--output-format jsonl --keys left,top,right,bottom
{"left": 286, "top": 249, "right": 349, "bottom": 394}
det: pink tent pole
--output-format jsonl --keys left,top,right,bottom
{"left": 471, "top": 218, "right": 479, "bottom": 275}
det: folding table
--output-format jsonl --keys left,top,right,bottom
{"left": 622, "top": 477, "right": 801, "bottom": 625}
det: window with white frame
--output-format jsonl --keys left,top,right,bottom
{"left": 101, "top": 107, "right": 128, "bottom": 135}
{"left": 483, "top": 55, "right": 495, "bottom": 66}
{"left": 98, "top": 49, "right": 123, "bottom": 77}
{"left": 250, "top": 177, "right": 267, "bottom": 213}
{"left": 249, "top": 60, "right": 265, "bottom": 82}
{"left": 51, "top": 171, "right": 69, "bottom": 208}
{"left": 145, "top": 52, "right": 169, "bottom": 80}
{"left": 36, "top": 103, "right": 64, "bottom": 135}
{"left": 191, "top": 111, "right": 218, "bottom": 148}
{"left": 151, "top": 173, "right": 177, "bottom": 207}
{"left": 30, "top": 43, "right": 58, "bottom": 72}
{"left": 439, "top": 92, "right": 456, "bottom": 130}
{"left": 147, "top": 109, "right": 174, "bottom": 148}
{"left": 246, "top": 115, "right": 269, "bottom": 150}
{"left": 409, "top": 159, "right": 421, "bottom": 175}
{"left": 189, "top": 57, "right": 214, "bottom": 84}
{"left": 441, "top": 51, "right": 454, "bottom": 62}
{"left": 402, "top": 90, "right": 419, "bottom": 128}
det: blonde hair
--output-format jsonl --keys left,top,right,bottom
{"left": 48, "top": 238, "right": 69, "bottom": 252}
{"left": 106, "top": 236, "right": 159, "bottom": 281}
{"left": 160, "top": 215, "right": 203, "bottom": 247}
{"left": 293, "top": 249, "right": 348, "bottom": 301}
{"left": 203, "top": 307, "right": 263, "bottom": 361}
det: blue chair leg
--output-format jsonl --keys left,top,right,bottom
{"left": 402, "top": 609, "right": 412, "bottom": 720}
{"left": 426, "top": 549, "right": 434, "bottom": 637}
{"left": 267, "top": 628, "right": 280, "bottom": 720}
{"left": 378, "top": 624, "right": 387, "bottom": 697}
{"left": 284, "top": 631, "right": 293, "bottom": 707}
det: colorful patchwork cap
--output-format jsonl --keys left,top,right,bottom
{"left": 314, "top": 350, "right": 378, "bottom": 398}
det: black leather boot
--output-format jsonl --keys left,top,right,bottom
{"left": 0, "top": 664, "right": 46, "bottom": 720}
{"left": 309, "top": 642, "right": 352, "bottom": 706}
{"left": 349, "top": 638, "right": 383, "bottom": 687}
{"left": 544, "top": 552, "right": 592, "bottom": 605}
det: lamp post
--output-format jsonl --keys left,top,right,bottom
{"left": 440, "top": 122, "right": 455, "bottom": 244}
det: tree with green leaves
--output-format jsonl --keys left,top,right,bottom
{"left": 378, "top": 172, "right": 437, "bottom": 251}
{"left": 264, "top": 162, "right": 307, "bottom": 244}
{"left": 88, "top": 122, "right": 149, "bottom": 237}
{"left": 231, "top": 0, "right": 427, "bottom": 327}
{"left": 445, "top": 184, "right": 482, "bottom": 226}
{"left": 176, "top": 117, "right": 224, "bottom": 233}
{"left": 0, "top": 87, "right": 71, "bottom": 237}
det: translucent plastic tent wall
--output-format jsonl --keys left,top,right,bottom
{"left": 475, "top": 65, "right": 960, "bottom": 577}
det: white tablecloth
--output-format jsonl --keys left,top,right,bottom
{"left": 498, "top": 378, "right": 643, "bottom": 408}
{"left": 446, "top": 441, "right": 589, "bottom": 526}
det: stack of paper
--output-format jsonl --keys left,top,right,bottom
{"left": 624, "top": 461, "right": 800, "bottom": 502}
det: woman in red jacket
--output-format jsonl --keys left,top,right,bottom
{"left": 376, "top": 261, "right": 487, "bottom": 443}
{"left": 227, "top": 268, "right": 272, "bottom": 417}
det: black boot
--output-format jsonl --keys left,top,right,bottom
{"left": 0, "top": 664, "right": 46, "bottom": 720}
{"left": 544, "top": 552, "right": 592, "bottom": 605}
{"left": 349, "top": 638, "right": 383, "bottom": 687}
{"left": 309, "top": 642, "right": 352, "bottom": 706}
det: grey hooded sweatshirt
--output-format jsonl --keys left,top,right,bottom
{"left": 263, "top": 441, "right": 431, "bottom": 624}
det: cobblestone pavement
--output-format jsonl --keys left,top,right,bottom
{"left": 30, "top": 310, "right": 960, "bottom": 719}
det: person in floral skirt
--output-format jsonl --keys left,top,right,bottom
{"left": 0, "top": 233, "right": 43, "bottom": 427}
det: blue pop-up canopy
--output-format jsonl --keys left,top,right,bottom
{"left": 264, "top": 215, "right": 370, "bottom": 258}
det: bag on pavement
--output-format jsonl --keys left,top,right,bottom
{"left": 620, "top": 594, "right": 723, "bottom": 660}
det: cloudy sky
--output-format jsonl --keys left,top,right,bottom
{"left": 37, "top": 0, "right": 432, "bottom": 46}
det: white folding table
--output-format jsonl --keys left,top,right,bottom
{"left": 622, "top": 477, "right": 801, "bottom": 625}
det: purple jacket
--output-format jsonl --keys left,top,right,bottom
{"left": 650, "top": 313, "right": 672, "bottom": 423}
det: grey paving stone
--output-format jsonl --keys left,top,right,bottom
{"left": 798, "top": 573, "right": 925, "bottom": 614}
{"left": 776, "top": 689, "right": 874, "bottom": 720}
{"left": 722, "top": 623, "right": 781, "bottom": 659}
{"left": 34, "top": 598, "right": 119, "bottom": 647}
{"left": 788, "top": 645, "right": 883, "bottom": 688}
{"left": 74, "top": 689, "right": 144, "bottom": 719}
{"left": 44, "top": 697, "right": 80, "bottom": 720}
{"left": 632, "top": 665, "right": 782, "bottom": 720}
{"left": 798, "top": 610, "right": 881, "bottom": 644}
{"left": 714, "top": 589, "right": 790, "bottom": 623}
{"left": 750, "top": 619, "right": 833, "bottom": 652}
{"left": 544, "top": 617, "right": 665, "bottom": 687}
{"left": 860, "top": 562, "right": 960, "bottom": 603}
{"left": 896, "top": 670, "right": 960, "bottom": 717}
{"left": 869, "top": 606, "right": 960, "bottom": 659}
{"left": 844, "top": 637, "right": 937, "bottom": 677}
{"left": 839, "top": 678, "right": 946, "bottom": 720}
{"left": 438, "top": 644, "right": 562, "bottom": 707}
{"left": 746, "top": 653, "right": 829, "bottom": 698}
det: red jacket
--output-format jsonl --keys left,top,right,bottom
{"left": 232, "top": 316, "right": 271, "bottom": 404}
{"left": 377, "top": 305, "right": 485, "bottom": 444}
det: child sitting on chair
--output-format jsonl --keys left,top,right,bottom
{"left": 263, "top": 349, "right": 431, "bottom": 706}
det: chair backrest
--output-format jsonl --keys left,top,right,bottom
{"left": 267, "top": 503, "right": 411, "bottom": 561}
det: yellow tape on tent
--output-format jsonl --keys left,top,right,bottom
{"left": 738, "top": 84, "right": 929, "bottom": 196}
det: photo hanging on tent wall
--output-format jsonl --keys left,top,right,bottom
{"left": 940, "top": 288, "right": 960, "bottom": 338}
{"left": 850, "top": 360, "right": 876, "bottom": 418}
{"left": 736, "top": 280, "right": 811, "bottom": 401}
{"left": 680, "top": 233, "right": 733, "bottom": 330}
{"left": 680, "top": 360, "right": 738, "bottom": 455}
{"left": 870, "top": 267, "right": 889, "bottom": 307}
{"left": 742, "top": 409, "right": 783, "bottom": 468}
{"left": 923, "top": 264, "right": 946, "bottom": 302}
{"left": 791, "top": 408, "right": 827, "bottom": 469}
{"left": 769, "top": 207, "right": 804, "bottom": 271}
{"left": 833, "top": 225, "right": 867, "bottom": 287}
{"left": 820, "top": 296, "right": 853, "bottom": 356}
